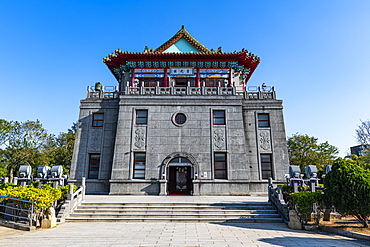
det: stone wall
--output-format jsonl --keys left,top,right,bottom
{"left": 69, "top": 89, "right": 289, "bottom": 195}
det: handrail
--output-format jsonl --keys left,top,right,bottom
{"left": 57, "top": 177, "right": 85, "bottom": 224}
{"left": 0, "top": 195, "right": 35, "bottom": 204}
{"left": 268, "top": 178, "right": 289, "bottom": 224}
{"left": 0, "top": 195, "right": 35, "bottom": 226}
{"left": 85, "top": 85, "right": 276, "bottom": 100}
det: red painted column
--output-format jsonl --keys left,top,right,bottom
{"left": 196, "top": 67, "right": 201, "bottom": 88}
{"left": 131, "top": 68, "right": 136, "bottom": 87}
{"left": 164, "top": 67, "right": 168, "bottom": 87}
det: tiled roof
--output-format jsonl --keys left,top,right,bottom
{"left": 154, "top": 25, "right": 210, "bottom": 53}
{"left": 103, "top": 26, "right": 261, "bottom": 83}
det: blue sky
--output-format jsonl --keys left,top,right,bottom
{"left": 1, "top": 0, "right": 370, "bottom": 156}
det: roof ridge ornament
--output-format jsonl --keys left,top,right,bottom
{"left": 154, "top": 26, "right": 211, "bottom": 54}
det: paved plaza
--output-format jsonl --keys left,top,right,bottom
{"left": 1, "top": 221, "right": 370, "bottom": 247}
{"left": 0, "top": 196, "right": 369, "bottom": 246}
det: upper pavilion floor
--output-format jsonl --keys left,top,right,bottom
{"left": 102, "top": 26, "right": 261, "bottom": 91}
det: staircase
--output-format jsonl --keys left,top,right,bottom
{"left": 66, "top": 201, "right": 283, "bottom": 223}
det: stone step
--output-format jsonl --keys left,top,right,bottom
{"left": 72, "top": 209, "right": 278, "bottom": 215}
{"left": 74, "top": 205, "right": 272, "bottom": 210}
{"left": 66, "top": 201, "right": 283, "bottom": 223}
{"left": 79, "top": 202, "right": 272, "bottom": 207}
{"left": 69, "top": 213, "right": 281, "bottom": 219}
{"left": 78, "top": 206, "right": 275, "bottom": 213}
{"left": 66, "top": 217, "right": 284, "bottom": 223}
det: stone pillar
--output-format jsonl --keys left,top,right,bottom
{"left": 292, "top": 179, "right": 299, "bottom": 193}
{"left": 19, "top": 178, "right": 27, "bottom": 187}
{"left": 192, "top": 180, "right": 200, "bottom": 196}
{"left": 159, "top": 180, "right": 167, "bottom": 196}
{"left": 67, "top": 184, "right": 74, "bottom": 200}
{"left": 82, "top": 177, "right": 86, "bottom": 201}
{"left": 310, "top": 179, "right": 317, "bottom": 192}
{"left": 277, "top": 184, "right": 283, "bottom": 201}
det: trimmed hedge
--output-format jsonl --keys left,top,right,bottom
{"left": 0, "top": 183, "right": 63, "bottom": 211}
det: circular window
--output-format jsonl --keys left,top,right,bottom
{"left": 172, "top": 112, "right": 188, "bottom": 126}
{"left": 175, "top": 113, "right": 187, "bottom": 124}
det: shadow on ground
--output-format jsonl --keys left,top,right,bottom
{"left": 211, "top": 222, "right": 370, "bottom": 246}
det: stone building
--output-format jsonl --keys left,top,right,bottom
{"left": 69, "top": 26, "right": 289, "bottom": 195}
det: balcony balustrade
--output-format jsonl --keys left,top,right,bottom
{"left": 86, "top": 85, "right": 276, "bottom": 100}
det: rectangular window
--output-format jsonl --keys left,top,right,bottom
{"left": 213, "top": 110, "right": 225, "bottom": 125}
{"left": 88, "top": 154, "right": 100, "bottom": 179}
{"left": 258, "top": 113, "right": 270, "bottom": 128}
{"left": 136, "top": 110, "right": 148, "bottom": 125}
{"left": 92, "top": 113, "right": 104, "bottom": 127}
{"left": 133, "top": 152, "right": 146, "bottom": 179}
{"left": 261, "top": 154, "right": 273, "bottom": 179}
{"left": 214, "top": 152, "right": 227, "bottom": 179}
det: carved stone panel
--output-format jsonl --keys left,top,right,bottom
{"left": 258, "top": 129, "right": 272, "bottom": 152}
{"left": 89, "top": 129, "right": 103, "bottom": 152}
{"left": 213, "top": 128, "right": 226, "bottom": 150}
{"left": 134, "top": 127, "right": 146, "bottom": 149}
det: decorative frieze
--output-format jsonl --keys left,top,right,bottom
{"left": 199, "top": 69, "right": 230, "bottom": 73}
{"left": 113, "top": 61, "right": 250, "bottom": 75}
{"left": 200, "top": 74, "right": 229, "bottom": 78}
{"left": 135, "top": 69, "right": 164, "bottom": 73}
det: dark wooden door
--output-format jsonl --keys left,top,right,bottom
{"left": 168, "top": 166, "right": 192, "bottom": 195}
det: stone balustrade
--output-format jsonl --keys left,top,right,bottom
{"left": 86, "top": 85, "right": 276, "bottom": 100}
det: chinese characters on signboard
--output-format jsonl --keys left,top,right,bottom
{"left": 170, "top": 67, "right": 194, "bottom": 75}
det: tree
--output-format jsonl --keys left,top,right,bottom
{"left": 0, "top": 119, "right": 49, "bottom": 180}
{"left": 356, "top": 120, "right": 370, "bottom": 145}
{"left": 287, "top": 133, "right": 339, "bottom": 174}
{"left": 324, "top": 160, "right": 370, "bottom": 228}
{"left": 0, "top": 119, "right": 12, "bottom": 146}
{"left": 0, "top": 119, "right": 77, "bottom": 179}
{"left": 345, "top": 152, "right": 370, "bottom": 170}
{"left": 47, "top": 123, "right": 77, "bottom": 174}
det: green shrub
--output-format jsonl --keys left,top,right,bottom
{"left": 324, "top": 160, "right": 370, "bottom": 228}
{"left": 0, "top": 184, "right": 62, "bottom": 211}
{"left": 281, "top": 184, "right": 293, "bottom": 194}
{"left": 0, "top": 182, "right": 18, "bottom": 190}
{"left": 290, "top": 191, "right": 323, "bottom": 224}
{"left": 59, "top": 184, "right": 77, "bottom": 200}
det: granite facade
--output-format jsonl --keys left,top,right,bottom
{"left": 69, "top": 89, "right": 290, "bottom": 195}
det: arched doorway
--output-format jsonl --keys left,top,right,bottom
{"left": 167, "top": 157, "right": 193, "bottom": 195}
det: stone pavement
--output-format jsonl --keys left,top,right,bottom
{"left": 0, "top": 195, "right": 369, "bottom": 246}
{"left": 1, "top": 221, "right": 370, "bottom": 247}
